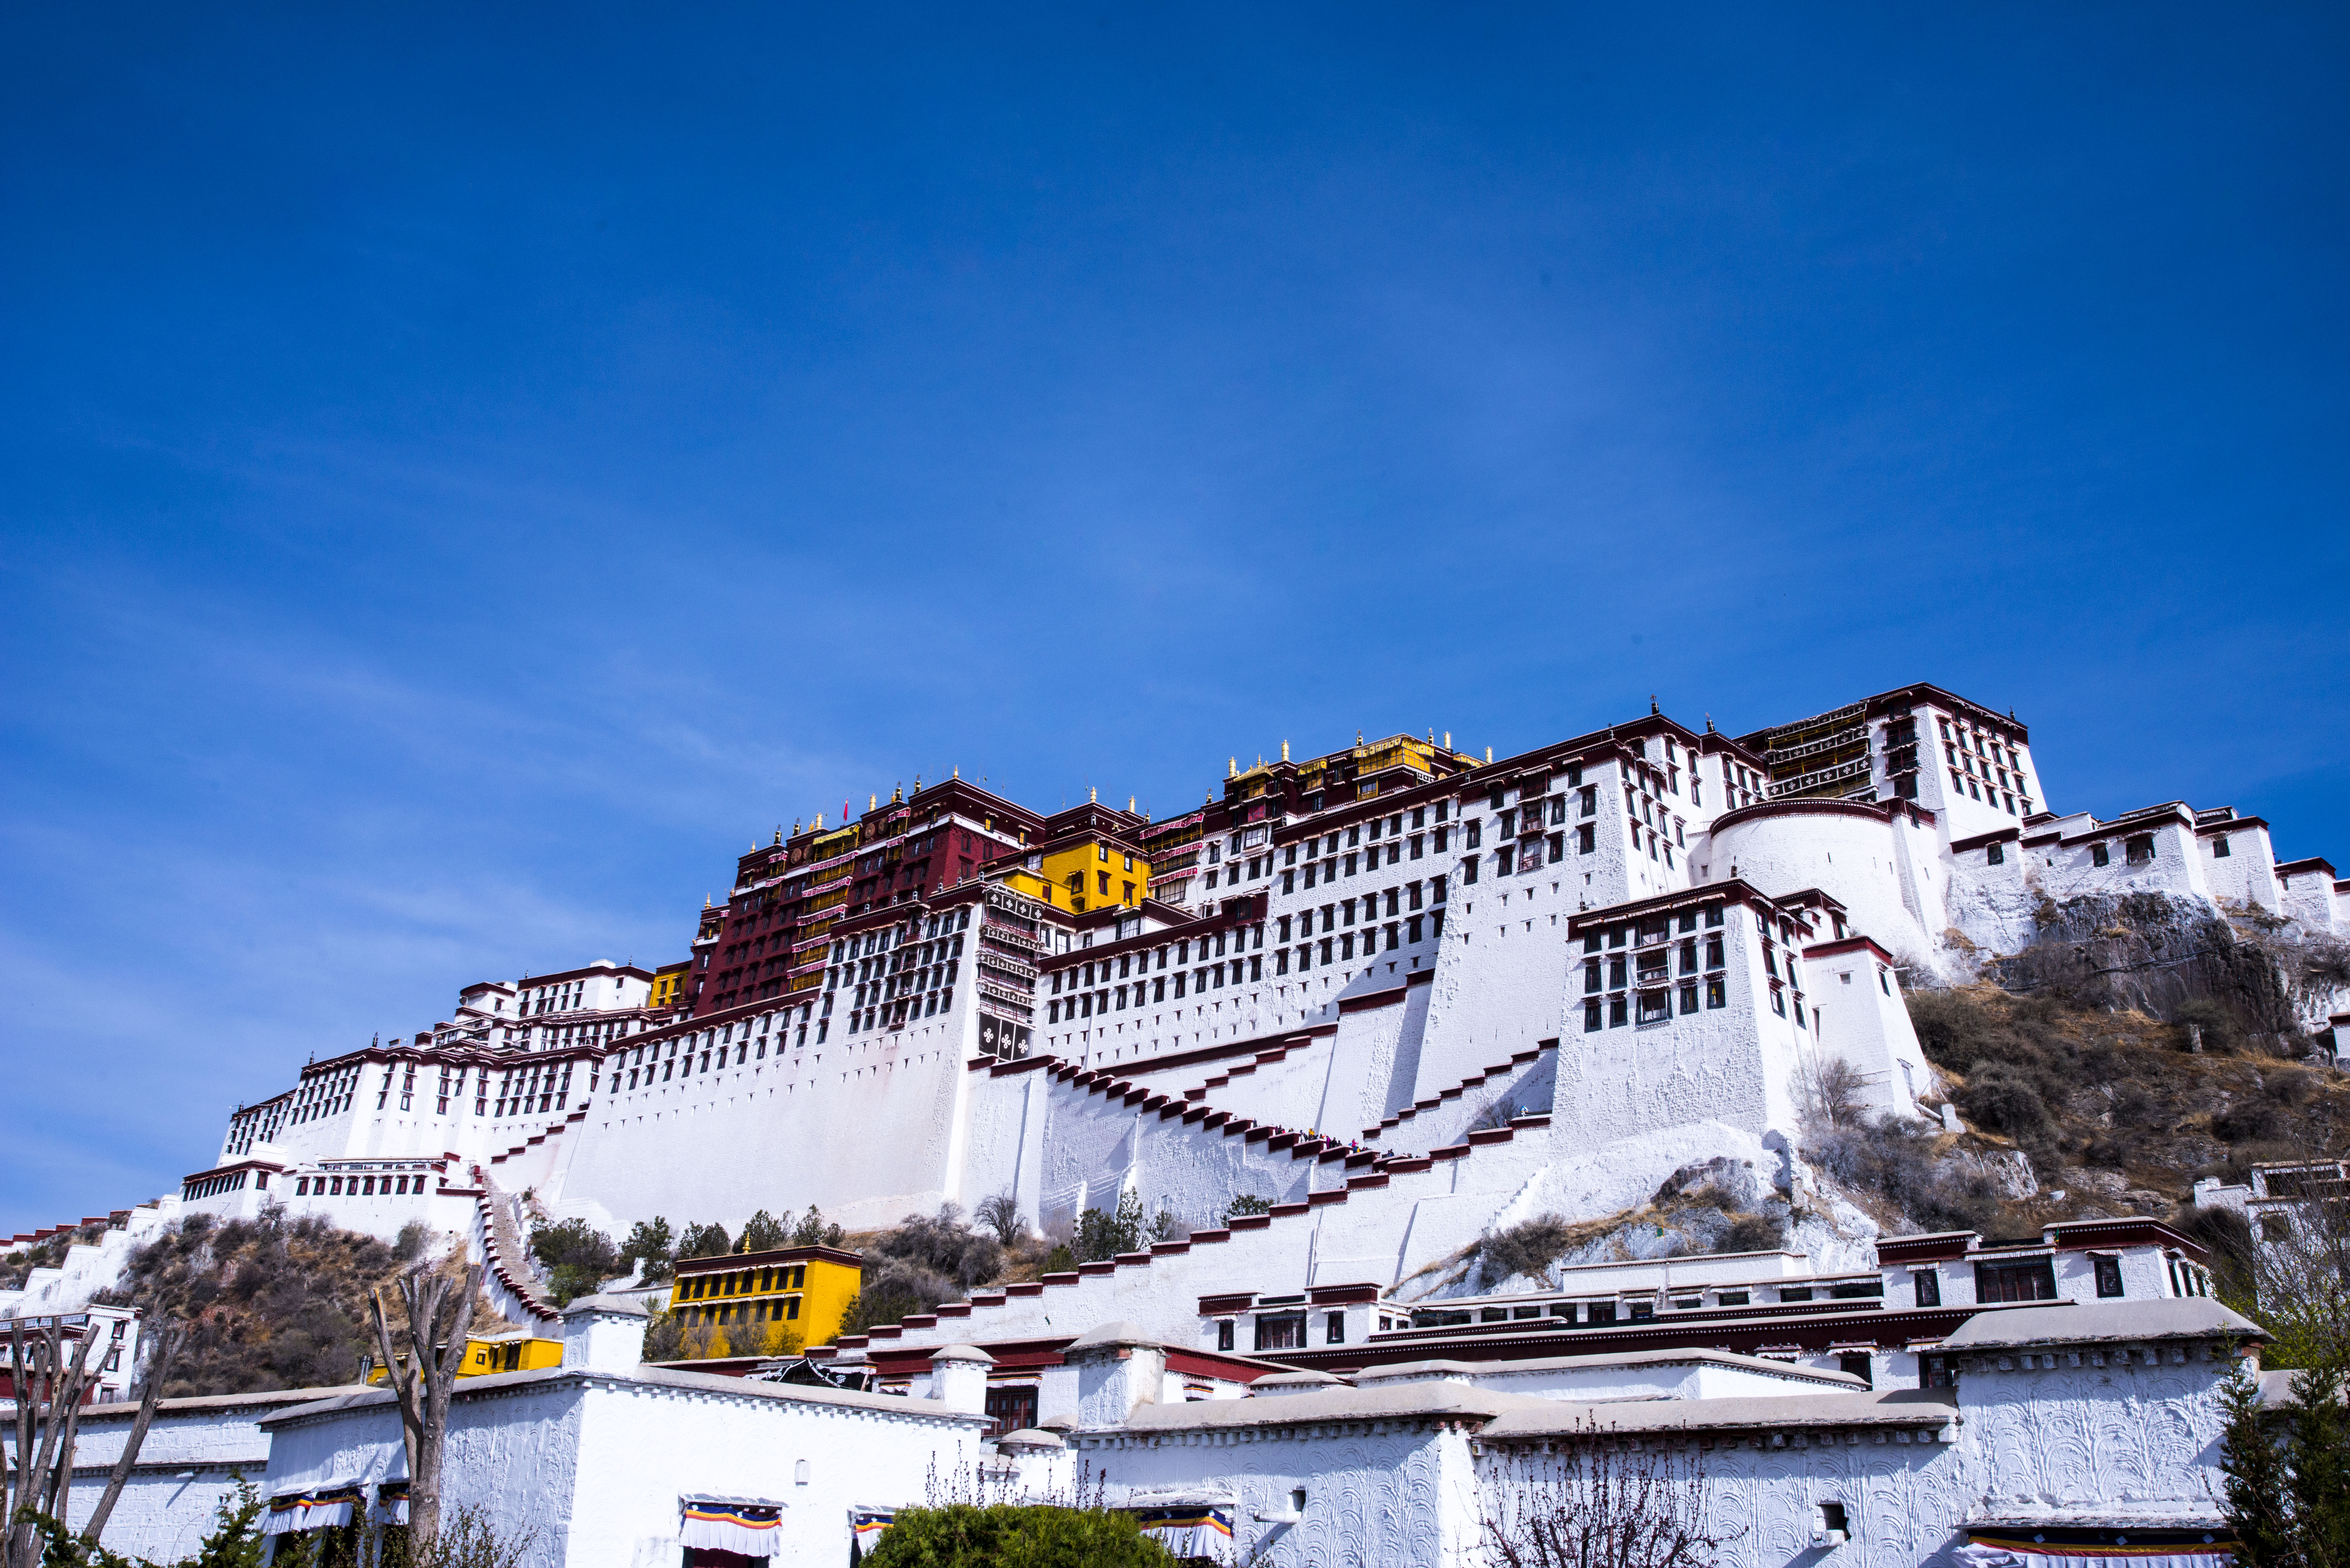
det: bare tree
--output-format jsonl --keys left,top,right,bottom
{"left": 1481, "top": 1421, "right": 1737, "bottom": 1568}
{"left": 2242, "top": 1154, "right": 2350, "bottom": 1368}
{"left": 79, "top": 1321, "right": 187, "bottom": 1548}
{"left": 974, "top": 1192, "right": 1024, "bottom": 1247}
{"left": 4, "top": 1316, "right": 101, "bottom": 1568}
{"left": 370, "top": 1255, "right": 479, "bottom": 1559}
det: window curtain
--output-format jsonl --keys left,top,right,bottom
{"left": 1120, "top": 1493, "right": 1237, "bottom": 1560}
{"left": 678, "top": 1497, "right": 785, "bottom": 1557}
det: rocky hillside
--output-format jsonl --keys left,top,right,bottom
{"left": 91, "top": 1210, "right": 434, "bottom": 1395}
{"left": 1448, "top": 892, "right": 2348, "bottom": 1298}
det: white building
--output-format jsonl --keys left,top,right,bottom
{"left": 160, "top": 682, "right": 2339, "bottom": 1337}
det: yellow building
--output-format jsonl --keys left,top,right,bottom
{"left": 366, "top": 1329, "right": 564, "bottom": 1384}
{"left": 647, "top": 960, "right": 691, "bottom": 1012}
{"left": 990, "top": 803, "right": 1154, "bottom": 915}
{"left": 665, "top": 1244, "right": 862, "bottom": 1356}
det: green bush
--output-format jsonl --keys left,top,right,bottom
{"left": 863, "top": 1505, "right": 1178, "bottom": 1567}
{"left": 1955, "top": 1061, "right": 2054, "bottom": 1140}
{"left": 1074, "top": 1193, "right": 1146, "bottom": 1263}
{"left": 528, "top": 1218, "right": 620, "bottom": 1306}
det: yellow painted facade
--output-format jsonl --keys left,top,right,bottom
{"left": 665, "top": 1246, "right": 862, "bottom": 1356}
{"left": 367, "top": 1332, "right": 564, "bottom": 1384}
{"left": 648, "top": 961, "right": 690, "bottom": 1011}
{"left": 995, "top": 837, "right": 1150, "bottom": 914}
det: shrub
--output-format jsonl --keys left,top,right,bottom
{"left": 864, "top": 1504, "right": 1179, "bottom": 1567}
{"left": 1074, "top": 1193, "right": 1146, "bottom": 1263}
{"left": 1956, "top": 1061, "right": 2054, "bottom": 1140}
{"left": 1223, "top": 1194, "right": 1272, "bottom": 1225}
{"left": 839, "top": 1205, "right": 1005, "bottom": 1334}
{"left": 1807, "top": 1114, "right": 2003, "bottom": 1236}
{"left": 528, "top": 1218, "right": 620, "bottom": 1306}
{"left": 1719, "top": 1214, "right": 1785, "bottom": 1253}
{"left": 1480, "top": 1216, "right": 1578, "bottom": 1285}
{"left": 620, "top": 1217, "right": 675, "bottom": 1281}
{"left": 974, "top": 1193, "right": 1024, "bottom": 1247}
{"left": 2174, "top": 997, "right": 2242, "bottom": 1053}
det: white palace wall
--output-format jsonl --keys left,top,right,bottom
{"left": 550, "top": 1008, "right": 977, "bottom": 1233}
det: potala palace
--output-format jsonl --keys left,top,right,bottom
{"left": 10, "top": 680, "right": 2348, "bottom": 1568}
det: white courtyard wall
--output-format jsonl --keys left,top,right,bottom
{"left": 40, "top": 1392, "right": 334, "bottom": 1564}
{"left": 1081, "top": 1421, "right": 1481, "bottom": 1568}
{"left": 1478, "top": 1431, "right": 1967, "bottom": 1568}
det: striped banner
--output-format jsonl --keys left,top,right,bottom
{"left": 679, "top": 1499, "right": 784, "bottom": 1557}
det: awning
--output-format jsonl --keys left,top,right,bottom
{"left": 1120, "top": 1491, "right": 1237, "bottom": 1558}
{"left": 375, "top": 1480, "right": 409, "bottom": 1525}
{"left": 1960, "top": 1525, "right": 2235, "bottom": 1568}
{"left": 262, "top": 1483, "right": 366, "bottom": 1536}
{"left": 848, "top": 1505, "right": 897, "bottom": 1550}
{"left": 678, "top": 1496, "right": 785, "bottom": 1557}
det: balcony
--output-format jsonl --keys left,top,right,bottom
{"left": 1768, "top": 756, "right": 1875, "bottom": 800}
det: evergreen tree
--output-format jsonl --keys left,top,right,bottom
{"left": 738, "top": 1210, "right": 788, "bottom": 1253}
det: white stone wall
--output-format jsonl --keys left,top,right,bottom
{"left": 1082, "top": 1421, "right": 1480, "bottom": 1568}
{"left": 1959, "top": 1351, "right": 2231, "bottom": 1524}
{"left": 261, "top": 1373, "right": 989, "bottom": 1568}
{"left": 553, "top": 1013, "right": 974, "bottom": 1233}
{"left": 1478, "top": 1432, "right": 1967, "bottom": 1568}
{"left": 2026, "top": 816, "right": 2208, "bottom": 905}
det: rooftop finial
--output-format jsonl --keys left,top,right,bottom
{"left": 1705, "top": 714, "right": 1716, "bottom": 735}
{"left": 893, "top": 781, "right": 903, "bottom": 803}
{"left": 1090, "top": 786, "right": 1098, "bottom": 803}
{"left": 1444, "top": 731, "right": 1452, "bottom": 750}
{"left": 1281, "top": 739, "right": 1290, "bottom": 761}
{"left": 1650, "top": 694, "right": 1660, "bottom": 715}
{"left": 870, "top": 793, "right": 878, "bottom": 811}
{"left": 773, "top": 826, "right": 783, "bottom": 845}
{"left": 1129, "top": 795, "right": 1136, "bottom": 813}
{"left": 1486, "top": 746, "right": 1493, "bottom": 763}
{"left": 953, "top": 765, "right": 960, "bottom": 779}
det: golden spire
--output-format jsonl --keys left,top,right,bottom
{"left": 1281, "top": 739, "right": 1290, "bottom": 761}
{"left": 1089, "top": 786, "right": 1098, "bottom": 803}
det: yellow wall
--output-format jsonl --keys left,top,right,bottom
{"left": 1037, "top": 839, "right": 1150, "bottom": 913}
{"left": 367, "top": 1334, "right": 562, "bottom": 1384}
{"left": 649, "top": 965, "right": 687, "bottom": 1010}
{"left": 666, "top": 1253, "right": 862, "bottom": 1354}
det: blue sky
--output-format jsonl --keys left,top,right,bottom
{"left": 4, "top": 4, "right": 2343, "bottom": 1233}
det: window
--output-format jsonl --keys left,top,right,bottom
{"left": 1922, "top": 1354, "right": 1958, "bottom": 1389}
{"left": 1217, "top": 1320, "right": 1234, "bottom": 1352}
{"left": 1586, "top": 1302, "right": 1617, "bottom": 1324}
{"left": 1637, "top": 991, "right": 1669, "bottom": 1024}
{"left": 2212, "top": 836, "right": 2231, "bottom": 858}
{"left": 1577, "top": 824, "right": 1596, "bottom": 854}
{"left": 1975, "top": 1259, "right": 2058, "bottom": 1303}
{"left": 1912, "top": 1270, "right": 1941, "bottom": 1307}
{"left": 2093, "top": 1256, "right": 2124, "bottom": 1298}
{"left": 1254, "top": 1314, "right": 1306, "bottom": 1352}
{"left": 1583, "top": 1000, "right": 1602, "bottom": 1032}
{"left": 1839, "top": 1353, "right": 1874, "bottom": 1389}
{"left": 2125, "top": 835, "right": 2155, "bottom": 864}
{"left": 1326, "top": 1312, "right": 1346, "bottom": 1344}
{"left": 1706, "top": 978, "right": 1725, "bottom": 1009}
{"left": 1678, "top": 983, "right": 1699, "bottom": 1014}
{"left": 2091, "top": 843, "right": 2110, "bottom": 867}
{"left": 1987, "top": 841, "right": 2004, "bottom": 865}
